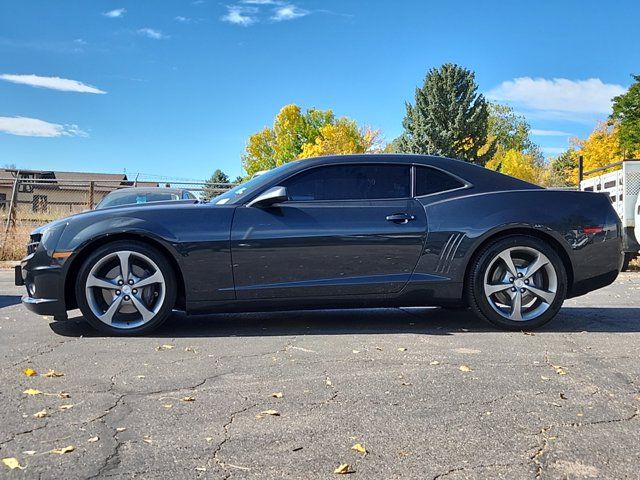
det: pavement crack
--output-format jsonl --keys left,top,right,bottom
{"left": 432, "top": 462, "right": 526, "bottom": 479}
{"left": 211, "top": 399, "right": 258, "bottom": 478}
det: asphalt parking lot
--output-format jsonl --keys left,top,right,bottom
{"left": 1, "top": 269, "right": 639, "bottom": 479}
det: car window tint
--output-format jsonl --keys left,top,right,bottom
{"left": 284, "top": 164, "right": 411, "bottom": 201}
{"left": 415, "top": 166, "right": 465, "bottom": 196}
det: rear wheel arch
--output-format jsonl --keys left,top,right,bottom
{"left": 462, "top": 227, "right": 574, "bottom": 301}
{"left": 64, "top": 233, "right": 186, "bottom": 311}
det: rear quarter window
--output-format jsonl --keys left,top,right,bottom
{"left": 415, "top": 166, "right": 465, "bottom": 196}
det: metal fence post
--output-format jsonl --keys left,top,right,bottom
{"left": 1, "top": 174, "right": 20, "bottom": 259}
{"left": 88, "top": 181, "right": 95, "bottom": 210}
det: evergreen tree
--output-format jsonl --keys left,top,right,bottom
{"left": 203, "top": 169, "right": 230, "bottom": 200}
{"left": 398, "top": 63, "right": 496, "bottom": 165}
{"left": 611, "top": 74, "right": 640, "bottom": 157}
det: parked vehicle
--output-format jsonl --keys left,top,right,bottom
{"left": 16, "top": 154, "right": 622, "bottom": 335}
{"left": 96, "top": 187, "right": 197, "bottom": 209}
{"left": 579, "top": 159, "right": 640, "bottom": 270}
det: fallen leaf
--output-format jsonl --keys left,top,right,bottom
{"left": 22, "top": 451, "right": 36, "bottom": 456}
{"left": 399, "top": 450, "right": 411, "bottom": 457}
{"left": 195, "top": 467, "right": 207, "bottom": 472}
{"left": 256, "top": 409, "right": 280, "bottom": 418}
{"left": 334, "top": 463, "right": 353, "bottom": 474}
{"left": 50, "top": 446, "right": 74, "bottom": 455}
{"left": 375, "top": 346, "right": 383, "bottom": 351}
{"left": 181, "top": 396, "right": 195, "bottom": 402}
{"left": 116, "top": 427, "right": 127, "bottom": 433}
{"left": 522, "top": 331, "right": 535, "bottom": 336}
{"left": 33, "top": 409, "right": 48, "bottom": 418}
{"left": 23, "top": 368, "right": 37, "bottom": 377}
{"left": 23, "top": 388, "right": 42, "bottom": 396}
{"left": 325, "top": 377, "right": 332, "bottom": 386}
{"left": 429, "top": 360, "right": 440, "bottom": 365}
{"left": 43, "top": 370, "right": 64, "bottom": 378}
{"left": 143, "top": 436, "right": 152, "bottom": 444}
{"left": 205, "top": 437, "right": 213, "bottom": 442}
{"left": 158, "top": 344, "right": 175, "bottom": 350}
{"left": 459, "top": 365, "right": 472, "bottom": 372}
{"left": 88, "top": 436, "right": 99, "bottom": 443}
{"left": 553, "top": 365, "right": 567, "bottom": 375}
{"left": 559, "top": 393, "right": 568, "bottom": 400}
{"left": 352, "top": 350, "right": 360, "bottom": 354}
{"left": 271, "top": 392, "right": 284, "bottom": 398}
{"left": 185, "top": 346, "right": 196, "bottom": 353}
{"left": 541, "top": 376, "right": 550, "bottom": 381}
{"left": 136, "top": 375, "right": 146, "bottom": 379}
{"left": 59, "top": 404, "right": 73, "bottom": 410}
{"left": 398, "top": 347, "right": 407, "bottom": 352}
{"left": 163, "top": 404, "right": 173, "bottom": 409}
{"left": 351, "top": 443, "right": 367, "bottom": 454}
{"left": 2, "top": 458, "right": 25, "bottom": 470}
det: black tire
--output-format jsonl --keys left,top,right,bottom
{"left": 76, "top": 240, "right": 177, "bottom": 335}
{"left": 621, "top": 253, "right": 633, "bottom": 272}
{"left": 466, "top": 235, "right": 567, "bottom": 330}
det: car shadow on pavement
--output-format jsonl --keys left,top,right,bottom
{"left": 49, "top": 306, "right": 640, "bottom": 337}
{"left": 0, "top": 294, "right": 22, "bottom": 308}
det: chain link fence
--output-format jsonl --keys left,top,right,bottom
{"left": 0, "top": 173, "right": 236, "bottom": 261}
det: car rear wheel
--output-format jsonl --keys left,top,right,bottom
{"left": 76, "top": 240, "right": 176, "bottom": 335}
{"left": 467, "top": 235, "right": 567, "bottom": 330}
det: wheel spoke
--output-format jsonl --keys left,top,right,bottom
{"left": 498, "top": 249, "right": 518, "bottom": 277}
{"left": 130, "top": 294, "right": 155, "bottom": 322}
{"left": 485, "top": 283, "right": 512, "bottom": 296}
{"left": 134, "top": 271, "right": 163, "bottom": 288}
{"left": 87, "top": 275, "right": 118, "bottom": 290}
{"left": 524, "top": 253, "right": 549, "bottom": 279}
{"left": 99, "top": 295, "right": 124, "bottom": 324}
{"left": 509, "top": 291, "right": 523, "bottom": 321}
{"left": 526, "top": 285, "right": 555, "bottom": 304}
{"left": 116, "top": 251, "right": 131, "bottom": 282}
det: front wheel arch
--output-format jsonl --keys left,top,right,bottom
{"left": 64, "top": 233, "right": 186, "bottom": 311}
{"left": 462, "top": 227, "right": 574, "bottom": 305}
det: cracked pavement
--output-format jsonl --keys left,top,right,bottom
{"left": 1, "top": 270, "right": 639, "bottom": 479}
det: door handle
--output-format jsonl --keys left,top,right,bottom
{"left": 386, "top": 213, "right": 416, "bottom": 224}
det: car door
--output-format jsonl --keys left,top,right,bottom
{"left": 230, "top": 163, "right": 427, "bottom": 299}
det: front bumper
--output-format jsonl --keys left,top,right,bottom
{"left": 16, "top": 257, "right": 67, "bottom": 318}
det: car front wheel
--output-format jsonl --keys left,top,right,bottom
{"left": 75, "top": 240, "right": 177, "bottom": 335}
{"left": 467, "top": 235, "right": 567, "bottom": 330}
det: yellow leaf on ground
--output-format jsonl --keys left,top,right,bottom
{"left": 23, "top": 368, "right": 37, "bottom": 377}
{"left": 271, "top": 392, "right": 284, "bottom": 398}
{"left": 88, "top": 436, "right": 99, "bottom": 443}
{"left": 430, "top": 360, "right": 440, "bottom": 365}
{"left": 33, "top": 410, "right": 48, "bottom": 418}
{"left": 553, "top": 365, "right": 567, "bottom": 375}
{"left": 2, "top": 458, "right": 25, "bottom": 470}
{"left": 116, "top": 427, "right": 126, "bottom": 432}
{"left": 22, "top": 451, "right": 36, "bottom": 456}
{"left": 163, "top": 404, "right": 173, "bottom": 409}
{"left": 181, "top": 396, "right": 195, "bottom": 402}
{"left": 50, "top": 446, "right": 74, "bottom": 455}
{"left": 398, "top": 348, "right": 407, "bottom": 352}
{"left": 459, "top": 365, "right": 472, "bottom": 372}
{"left": 59, "top": 405, "right": 73, "bottom": 410}
{"left": 43, "top": 370, "right": 64, "bottom": 378}
{"left": 351, "top": 443, "right": 367, "bottom": 454}
{"left": 334, "top": 463, "right": 353, "bottom": 474}
{"left": 23, "top": 388, "right": 42, "bottom": 396}
{"left": 158, "top": 344, "right": 175, "bottom": 350}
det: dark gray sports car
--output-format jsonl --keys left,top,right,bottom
{"left": 16, "top": 154, "right": 622, "bottom": 335}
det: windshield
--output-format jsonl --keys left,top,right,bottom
{"left": 97, "top": 191, "right": 181, "bottom": 209}
{"left": 211, "top": 164, "right": 291, "bottom": 205}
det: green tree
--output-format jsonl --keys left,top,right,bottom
{"left": 203, "top": 169, "right": 230, "bottom": 200}
{"left": 398, "top": 63, "right": 496, "bottom": 165}
{"left": 547, "top": 148, "right": 579, "bottom": 187}
{"left": 486, "top": 103, "right": 541, "bottom": 158}
{"left": 242, "top": 104, "right": 375, "bottom": 176}
{"left": 611, "top": 74, "right": 640, "bottom": 157}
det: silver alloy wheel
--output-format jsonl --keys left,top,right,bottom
{"left": 85, "top": 250, "right": 166, "bottom": 329}
{"left": 483, "top": 246, "right": 557, "bottom": 322}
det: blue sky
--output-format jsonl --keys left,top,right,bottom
{"left": 1, "top": 0, "right": 638, "bottom": 180}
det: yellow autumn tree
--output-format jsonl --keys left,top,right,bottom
{"left": 571, "top": 121, "right": 623, "bottom": 183}
{"left": 242, "top": 104, "right": 377, "bottom": 177}
{"left": 486, "top": 149, "right": 545, "bottom": 184}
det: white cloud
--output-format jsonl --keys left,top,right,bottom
{"left": 221, "top": 6, "right": 258, "bottom": 26}
{"left": 272, "top": 4, "right": 308, "bottom": 21}
{"left": 531, "top": 129, "right": 571, "bottom": 137}
{"left": 0, "top": 74, "right": 106, "bottom": 94}
{"left": 137, "top": 28, "right": 167, "bottom": 40}
{"left": 103, "top": 8, "right": 126, "bottom": 18}
{"left": 175, "top": 16, "right": 190, "bottom": 22}
{"left": 242, "top": 0, "right": 280, "bottom": 4}
{"left": 487, "top": 77, "right": 626, "bottom": 118}
{"left": 0, "top": 116, "right": 87, "bottom": 137}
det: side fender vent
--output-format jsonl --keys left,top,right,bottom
{"left": 436, "top": 233, "right": 466, "bottom": 274}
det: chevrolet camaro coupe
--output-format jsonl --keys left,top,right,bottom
{"left": 17, "top": 154, "right": 622, "bottom": 335}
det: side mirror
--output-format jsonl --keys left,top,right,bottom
{"left": 247, "top": 186, "right": 288, "bottom": 208}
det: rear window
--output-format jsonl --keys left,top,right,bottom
{"left": 415, "top": 166, "right": 465, "bottom": 196}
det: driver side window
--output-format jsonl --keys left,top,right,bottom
{"left": 283, "top": 164, "right": 411, "bottom": 201}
